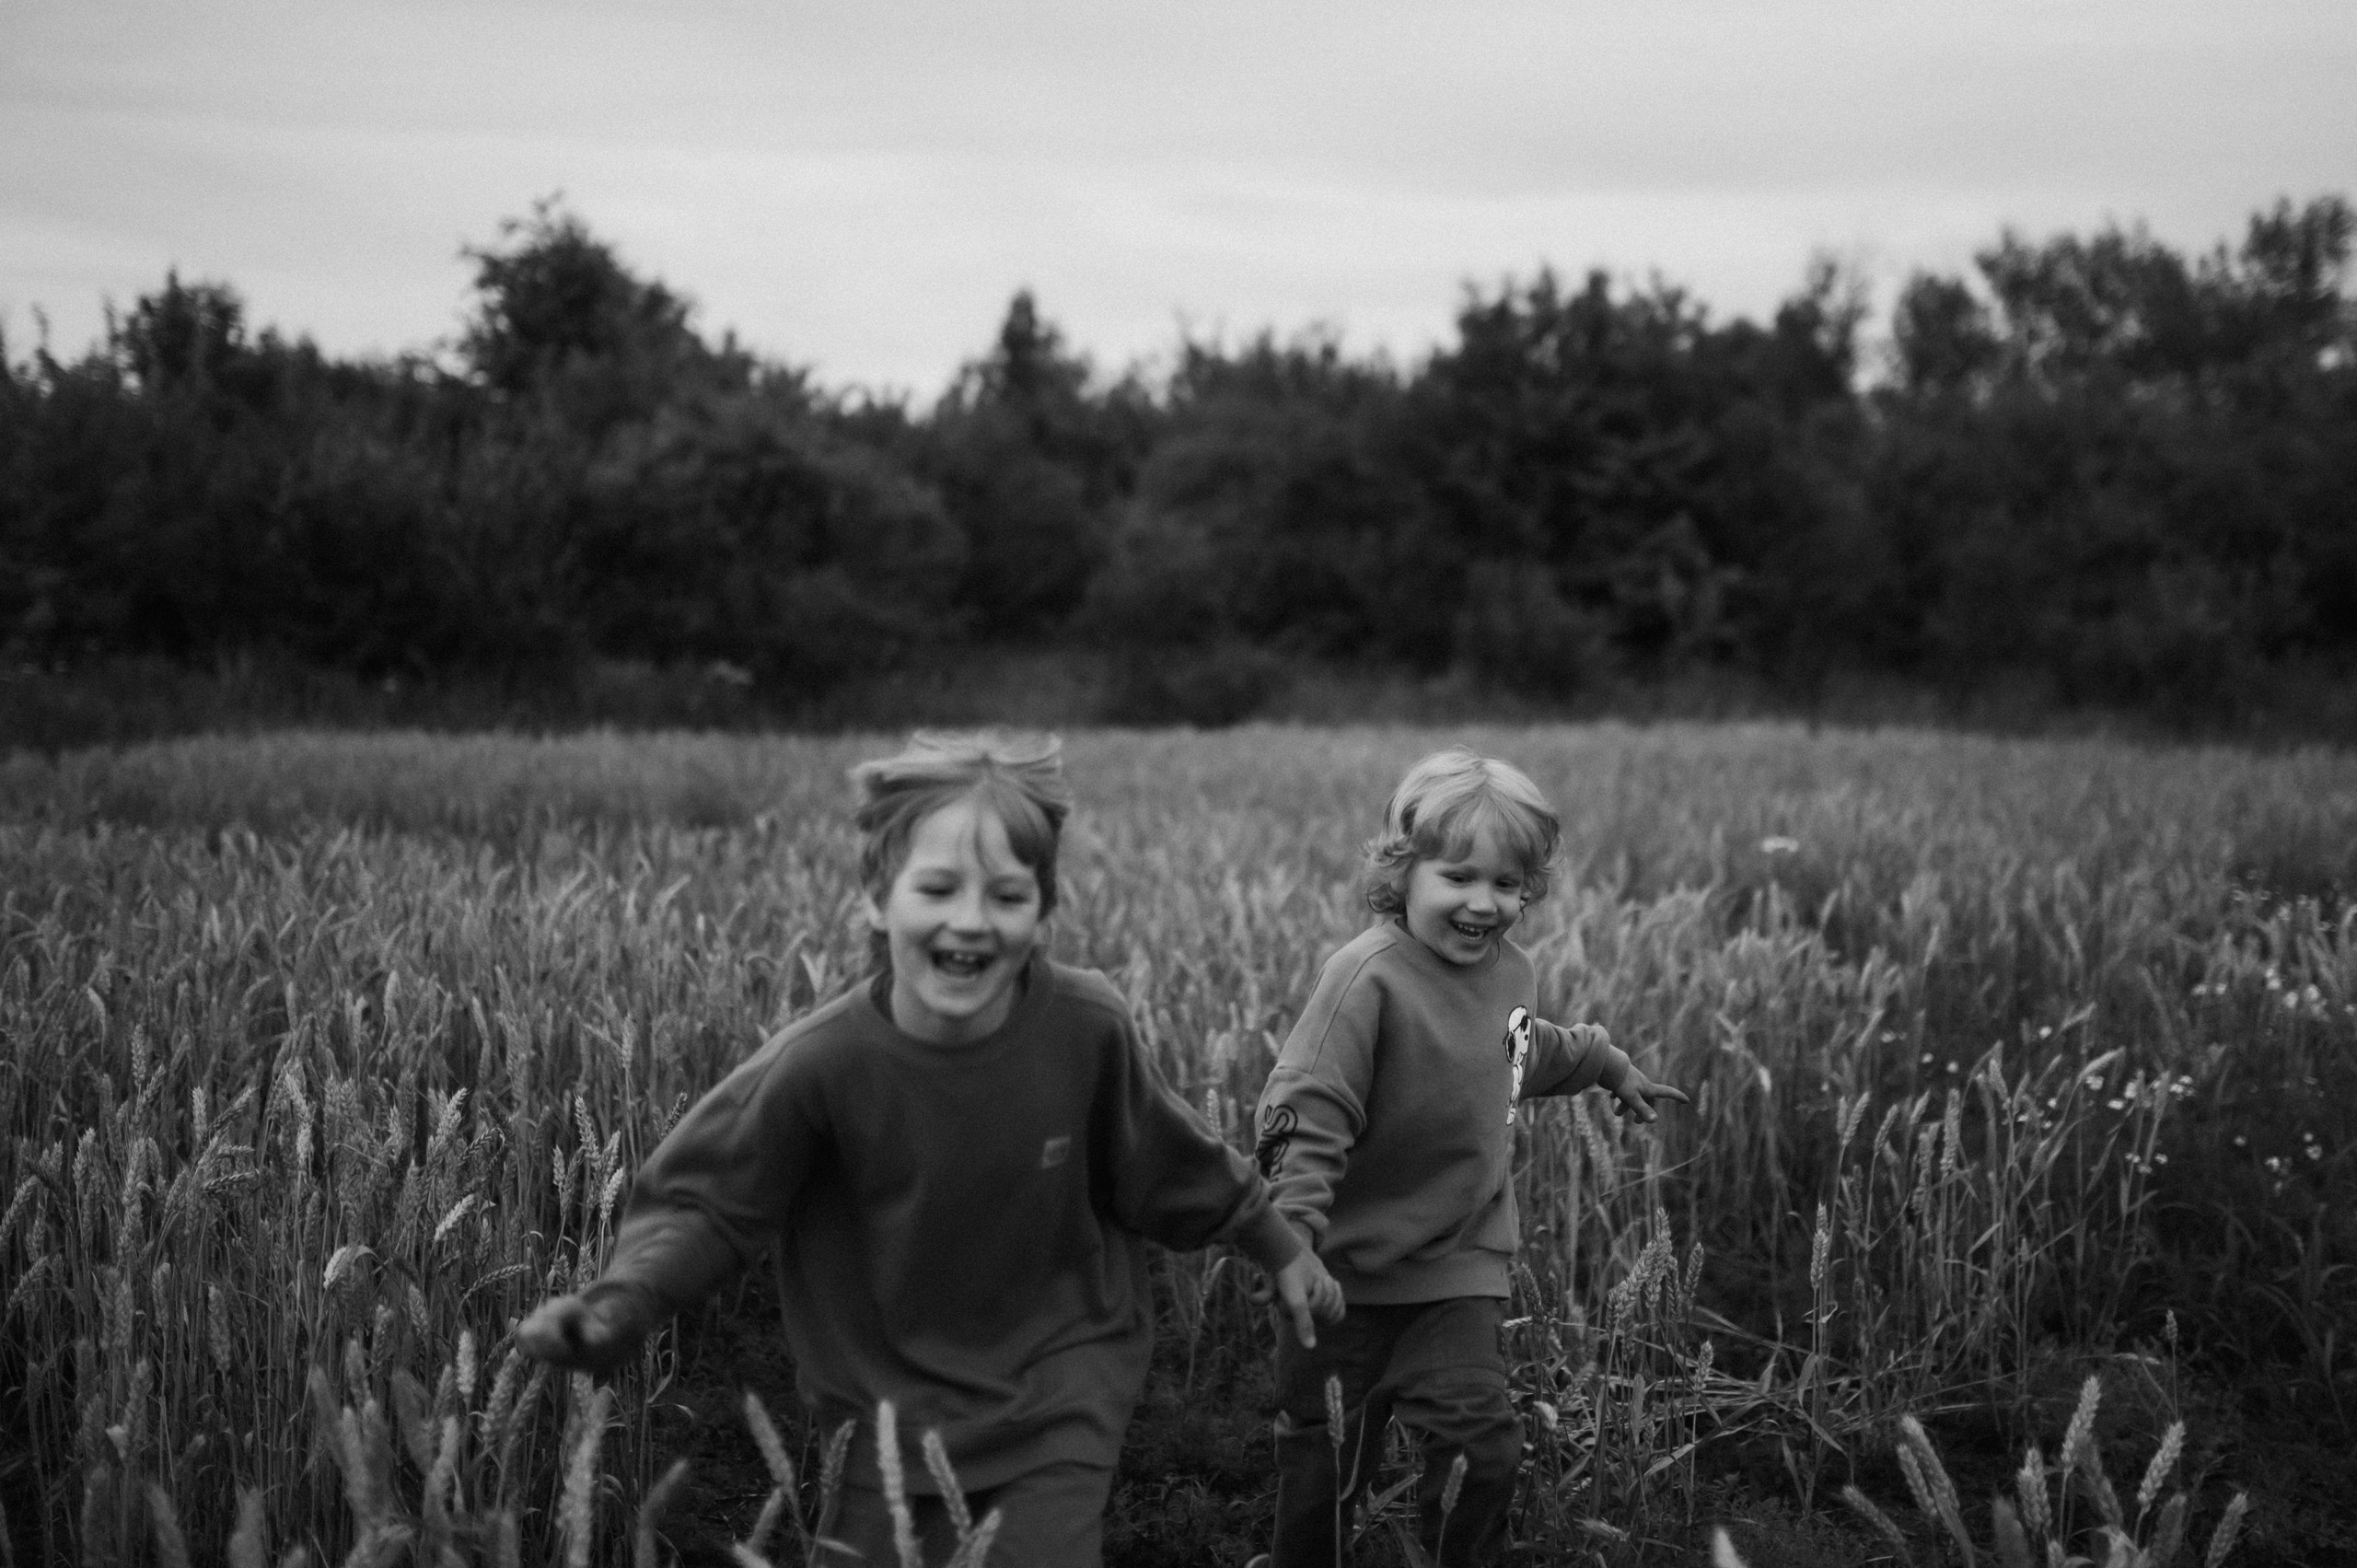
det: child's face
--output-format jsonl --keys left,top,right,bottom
{"left": 1401, "top": 819, "right": 1530, "bottom": 967}
{"left": 864, "top": 793, "right": 1046, "bottom": 1045}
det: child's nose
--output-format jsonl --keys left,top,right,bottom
{"left": 945, "top": 888, "right": 991, "bottom": 929}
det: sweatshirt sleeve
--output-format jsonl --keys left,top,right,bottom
{"left": 581, "top": 1036, "right": 822, "bottom": 1336}
{"left": 1251, "top": 946, "right": 1384, "bottom": 1246}
{"left": 1096, "top": 1004, "right": 1304, "bottom": 1276}
{"left": 1520, "top": 1017, "right": 1633, "bottom": 1099}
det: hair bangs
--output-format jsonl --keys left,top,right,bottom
{"left": 849, "top": 729, "right": 1074, "bottom": 920}
{"left": 1418, "top": 791, "right": 1555, "bottom": 887}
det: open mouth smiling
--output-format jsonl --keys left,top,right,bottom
{"left": 931, "top": 949, "right": 994, "bottom": 979}
{"left": 1448, "top": 920, "right": 1494, "bottom": 941}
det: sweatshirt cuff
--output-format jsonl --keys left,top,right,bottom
{"left": 579, "top": 1277, "right": 667, "bottom": 1339}
{"left": 1230, "top": 1202, "right": 1307, "bottom": 1274}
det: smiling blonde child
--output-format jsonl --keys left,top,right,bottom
{"left": 520, "top": 730, "right": 1339, "bottom": 1567}
{"left": 1249, "top": 748, "right": 1689, "bottom": 1568}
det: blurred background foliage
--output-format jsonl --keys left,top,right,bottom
{"left": 2, "top": 194, "right": 2351, "bottom": 738}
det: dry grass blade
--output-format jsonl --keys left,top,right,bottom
{"left": 921, "top": 1429, "right": 972, "bottom": 1539}
{"left": 226, "top": 1486, "right": 270, "bottom": 1568}
{"left": 876, "top": 1400, "right": 922, "bottom": 1568}
{"left": 742, "top": 1390, "right": 797, "bottom": 1493}
{"left": 819, "top": 1417, "right": 857, "bottom": 1536}
{"left": 559, "top": 1383, "right": 613, "bottom": 1568}
{"left": 634, "top": 1458, "right": 691, "bottom": 1568}
{"left": 2059, "top": 1376, "right": 2103, "bottom": 1476}
{"left": 2015, "top": 1446, "right": 2051, "bottom": 1540}
{"left": 1897, "top": 1414, "right": 1974, "bottom": 1566}
{"left": 1991, "top": 1496, "right": 2032, "bottom": 1568}
{"left": 2137, "top": 1423, "right": 2185, "bottom": 1516}
{"left": 2203, "top": 1493, "right": 2248, "bottom": 1568}
{"left": 941, "top": 1507, "right": 1003, "bottom": 1568}
{"left": 1840, "top": 1483, "right": 1912, "bottom": 1563}
{"left": 2148, "top": 1493, "right": 2189, "bottom": 1567}
{"left": 144, "top": 1482, "right": 192, "bottom": 1568}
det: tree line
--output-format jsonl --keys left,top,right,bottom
{"left": 3, "top": 195, "right": 2351, "bottom": 727}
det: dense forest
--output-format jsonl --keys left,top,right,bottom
{"left": 3, "top": 195, "right": 2351, "bottom": 733}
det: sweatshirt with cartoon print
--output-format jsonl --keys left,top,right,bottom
{"left": 1253, "top": 920, "right": 1632, "bottom": 1304}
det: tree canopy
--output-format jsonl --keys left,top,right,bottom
{"left": 4, "top": 195, "right": 2350, "bottom": 727}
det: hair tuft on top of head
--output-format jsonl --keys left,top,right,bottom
{"left": 1363, "top": 747, "right": 1560, "bottom": 916}
{"left": 848, "top": 729, "right": 1074, "bottom": 919}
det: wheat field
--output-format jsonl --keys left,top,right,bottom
{"left": 2, "top": 723, "right": 2350, "bottom": 1564}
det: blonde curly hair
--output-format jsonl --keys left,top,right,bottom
{"left": 1363, "top": 748, "right": 1559, "bottom": 916}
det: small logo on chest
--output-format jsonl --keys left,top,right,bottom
{"left": 1040, "top": 1135, "right": 1072, "bottom": 1169}
{"left": 1504, "top": 1007, "right": 1532, "bottom": 1123}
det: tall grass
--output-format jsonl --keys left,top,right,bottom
{"left": 3, "top": 722, "right": 2351, "bottom": 1562}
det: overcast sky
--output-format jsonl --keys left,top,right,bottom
{"left": 5, "top": 0, "right": 2352, "bottom": 401}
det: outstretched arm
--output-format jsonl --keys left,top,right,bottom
{"left": 1523, "top": 1018, "right": 1689, "bottom": 1122}
{"left": 1602, "top": 1063, "right": 1691, "bottom": 1124}
{"left": 517, "top": 1289, "right": 646, "bottom": 1375}
{"left": 518, "top": 1037, "right": 819, "bottom": 1374}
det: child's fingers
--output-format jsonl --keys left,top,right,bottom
{"left": 1287, "top": 1296, "right": 1318, "bottom": 1348}
{"left": 517, "top": 1299, "right": 582, "bottom": 1364}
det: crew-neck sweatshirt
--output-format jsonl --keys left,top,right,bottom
{"left": 1254, "top": 920, "right": 1631, "bottom": 1304}
{"left": 582, "top": 952, "right": 1301, "bottom": 1492}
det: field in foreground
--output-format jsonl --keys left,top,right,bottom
{"left": 3, "top": 722, "right": 2352, "bottom": 1566}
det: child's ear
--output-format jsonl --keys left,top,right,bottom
{"left": 859, "top": 889, "right": 886, "bottom": 931}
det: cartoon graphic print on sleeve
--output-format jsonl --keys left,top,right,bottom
{"left": 1504, "top": 1006, "right": 1531, "bottom": 1123}
{"left": 1256, "top": 1103, "right": 1297, "bottom": 1179}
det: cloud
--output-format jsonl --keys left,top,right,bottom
{"left": 5, "top": 0, "right": 2351, "bottom": 391}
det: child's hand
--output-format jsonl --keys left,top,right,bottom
{"left": 1272, "top": 1250, "right": 1344, "bottom": 1347}
{"left": 1607, "top": 1067, "right": 1692, "bottom": 1125}
{"left": 517, "top": 1294, "right": 634, "bottom": 1375}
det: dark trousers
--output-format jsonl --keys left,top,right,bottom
{"left": 1269, "top": 1296, "right": 1521, "bottom": 1568}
